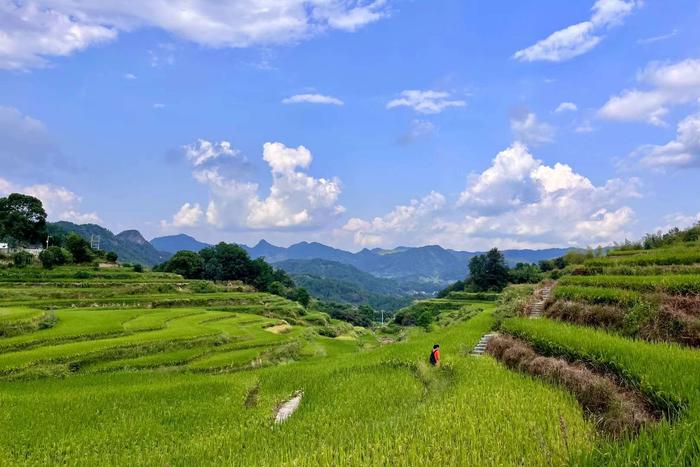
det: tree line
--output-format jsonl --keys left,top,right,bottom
{"left": 154, "top": 245, "right": 310, "bottom": 307}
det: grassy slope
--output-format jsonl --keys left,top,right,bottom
{"left": 0, "top": 265, "right": 596, "bottom": 465}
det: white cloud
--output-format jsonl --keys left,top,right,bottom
{"left": 282, "top": 94, "right": 344, "bottom": 106}
{"left": 0, "top": 2, "right": 117, "bottom": 70}
{"left": 124, "top": 73, "right": 137, "bottom": 80}
{"left": 555, "top": 102, "right": 578, "bottom": 113}
{"left": 152, "top": 103, "right": 165, "bottom": 109}
{"left": 0, "top": 1, "right": 389, "bottom": 70}
{"left": 575, "top": 120, "right": 595, "bottom": 133}
{"left": 340, "top": 143, "right": 640, "bottom": 249}
{"left": 637, "top": 29, "right": 678, "bottom": 45}
{"left": 171, "top": 140, "right": 343, "bottom": 231}
{"left": 627, "top": 112, "right": 700, "bottom": 169}
{"left": 599, "top": 58, "right": 700, "bottom": 125}
{"left": 657, "top": 212, "right": 700, "bottom": 232}
{"left": 510, "top": 112, "right": 555, "bottom": 146}
{"left": 386, "top": 90, "right": 466, "bottom": 114}
{"left": 183, "top": 139, "right": 241, "bottom": 167}
{"left": 514, "top": 0, "right": 638, "bottom": 62}
{"left": 0, "top": 177, "right": 100, "bottom": 223}
{"left": 398, "top": 119, "right": 436, "bottom": 144}
{"left": 161, "top": 202, "right": 203, "bottom": 228}
{"left": 342, "top": 191, "right": 447, "bottom": 247}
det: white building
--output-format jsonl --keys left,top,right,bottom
{"left": 0, "top": 242, "right": 8, "bottom": 254}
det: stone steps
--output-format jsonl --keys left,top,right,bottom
{"left": 470, "top": 332, "right": 498, "bottom": 356}
{"left": 529, "top": 286, "right": 552, "bottom": 319}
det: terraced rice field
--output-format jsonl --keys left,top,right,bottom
{"left": 1, "top": 261, "right": 698, "bottom": 465}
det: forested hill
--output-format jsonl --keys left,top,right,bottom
{"left": 149, "top": 234, "right": 579, "bottom": 288}
{"left": 274, "top": 258, "right": 414, "bottom": 311}
{"left": 51, "top": 222, "right": 171, "bottom": 266}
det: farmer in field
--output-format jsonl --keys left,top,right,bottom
{"left": 430, "top": 344, "right": 440, "bottom": 366}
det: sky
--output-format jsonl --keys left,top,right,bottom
{"left": 1, "top": 0, "right": 699, "bottom": 251}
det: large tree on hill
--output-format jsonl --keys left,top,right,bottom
{"left": 163, "top": 250, "right": 204, "bottom": 278}
{"left": 0, "top": 193, "right": 47, "bottom": 245}
{"left": 64, "top": 233, "right": 94, "bottom": 263}
{"left": 468, "top": 248, "right": 509, "bottom": 292}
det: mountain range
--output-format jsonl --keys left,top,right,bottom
{"left": 51, "top": 222, "right": 172, "bottom": 266}
{"left": 151, "top": 234, "right": 577, "bottom": 287}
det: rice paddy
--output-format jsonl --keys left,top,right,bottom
{"left": 1, "top": 256, "right": 698, "bottom": 465}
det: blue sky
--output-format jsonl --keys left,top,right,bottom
{"left": 1, "top": 0, "right": 699, "bottom": 250}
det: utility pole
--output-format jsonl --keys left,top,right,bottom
{"left": 45, "top": 235, "right": 51, "bottom": 249}
{"left": 90, "top": 234, "right": 101, "bottom": 251}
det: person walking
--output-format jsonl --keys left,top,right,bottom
{"left": 429, "top": 344, "right": 440, "bottom": 366}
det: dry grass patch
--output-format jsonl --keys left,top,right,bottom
{"left": 486, "top": 334, "right": 659, "bottom": 438}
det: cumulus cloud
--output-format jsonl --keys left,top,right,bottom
{"left": 183, "top": 139, "right": 241, "bottom": 167}
{"left": 282, "top": 94, "right": 344, "bottom": 106}
{"left": 0, "top": 1, "right": 389, "bottom": 70}
{"left": 626, "top": 112, "right": 700, "bottom": 169}
{"left": 510, "top": 111, "right": 555, "bottom": 146}
{"left": 514, "top": 0, "right": 638, "bottom": 62}
{"left": 599, "top": 58, "right": 700, "bottom": 125}
{"left": 386, "top": 90, "right": 466, "bottom": 114}
{"left": 555, "top": 102, "right": 578, "bottom": 113}
{"left": 170, "top": 140, "right": 344, "bottom": 231}
{"left": 0, "top": 177, "right": 100, "bottom": 223}
{"left": 340, "top": 143, "right": 639, "bottom": 249}
{"left": 161, "top": 202, "right": 203, "bottom": 228}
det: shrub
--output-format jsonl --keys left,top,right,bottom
{"left": 39, "top": 246, "right": 73, "bottom": 269}
{"left": 133, "top": 264, "right": 144, "bottom": 273}
{"left": 74, "top": 271, "right": 91, "bottom": 279}
{"left": 65, "top": 233, "right": 95, "bottom": 263}
{"left": 105, "top": 251, "right": 118, "bottom": 263}
{"left": 12, "top": 251, "right": 33, "bottom": 268}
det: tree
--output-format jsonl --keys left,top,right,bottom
{"left": 508, "top": 262, "right": 543, "bottom": 284}
{"left": 468, "top": 248, "right": 509, "bottom": 292}
{"left": 0, "top": 194, "right": 47, "bottom": 246}
{"left": 12, "top": 251, "right": 34, "bottom": 268}
{"left": 163, "top": 250, "right": 204, "bottom": 278}
{"left": 294, "top": 288, "right": 311, "bottom": 307}
{"left": 64, "top": 233, "right": 94, "bottom": 263}
{"left": 133, "top": 264, "right": 144, "bottom": 273}
{"left": 39, "top": 246, "right": 73, "bottom": 269}
{"left": 105, "top": 251, "right": 118, "bottom": 263}
{"left": 200, "top": 243, "right": 254, "bottom": 282}
{"left": 437, "top": 280, "right": 466, "bottom": 298}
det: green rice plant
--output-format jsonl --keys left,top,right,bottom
{"left": 559, "top": 275, "right": 700, "bottom": 295}
{"left": 553, "top": 285, "right": 641, "bottom": 307}
{"left": 586, "top": 247, "right": 700, "bottom": 267}
{"left": 499, "top": 317, "right": 700, "bottom": 465}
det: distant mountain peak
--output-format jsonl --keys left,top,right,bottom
{"left": 255, "top": 239, "right": 275, "bottom": 248}
{"left": 117, "top": 230, "right": 148, "bottom": 245}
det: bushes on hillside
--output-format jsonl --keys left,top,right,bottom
{"left": 65, "top": 233, "right": 95, "bottom": 263}
{"left": 155, "top": 242, "right": 309, "bottom": 306}
{"left": 39, "top": 247, "right": 73, "bottom": 269}
{"left": 313, "top": 301, "right": 375, "bottom": 327}
{"left": 12, "top": 251, "right": 34, "bottom": 268}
